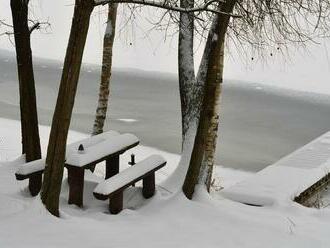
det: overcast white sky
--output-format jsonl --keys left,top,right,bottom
{"left": 1, "top": 0, "right": 330, "bottom": 94}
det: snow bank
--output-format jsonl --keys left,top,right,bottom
{"left": 221, "top": 131, "right": 330, "bottom": 206}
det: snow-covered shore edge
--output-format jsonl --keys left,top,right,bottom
{"left": 1, "top": 118, "right": 330, "bottom": 247}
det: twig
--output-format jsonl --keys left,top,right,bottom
{"left": 94, "top": 0, "right": 241, "bottom": 18}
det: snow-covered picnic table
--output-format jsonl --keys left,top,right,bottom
{"left": 15, "top": 131, "right": 139, "bottom": 203}
{"left": 15, "top": 130, "right": 167, "bottom": 213}
{"left": 221, "top": 131, "right": 330, "bottom": 206}
{"left": 65, "top": 132, "right": 139, "bottom": 207}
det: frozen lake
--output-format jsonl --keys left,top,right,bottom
{"left": 1, "top": 49, "right": 330, "bottom": 172}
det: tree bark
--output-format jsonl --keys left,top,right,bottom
{"left": 92, "top": 3, "right": 118, "bottom": 136}
{"left": 199, "top": 41, "right": 224, "bottom": 190}
{"left": 182, "top": 1, "right": 236, "bottom": 199}
{"left": 10, "top": 0, "right": 42, "bottom": 163}
{"left": 178, "top": 0, "right": 196, "bottom": 145}
{"left": 41, "top": 0, "right": 94, "bottom": 217}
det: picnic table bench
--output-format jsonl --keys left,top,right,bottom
{"left": 93, "top": 154, "right": 167, "bottom": 214}
{"left": 15, "top": 158, "right": 45, "bottom": 196}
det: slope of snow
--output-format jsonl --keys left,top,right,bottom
{"left": 221, "top": 131, "right": 330, "bottom": 206}
{"left": 2, "top": 118, "right": 330, "bottom": 248}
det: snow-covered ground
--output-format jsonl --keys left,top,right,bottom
{"left": 222, "top": 131, "right": 330, "bottom": 207}
{"left": 1, "top": 118, "right": 330, "bottom": 247}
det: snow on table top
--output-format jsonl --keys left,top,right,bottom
{"left": 16, "top": 131, "right": 124, "bottom": 174}
{"left": 221, "top": 131, "right": 330, "bottom": 206}
{"left": 94, "top": 154, "right": 166, "bottom": 196}
{"left": 66, "top": 133, "right": 139, "bottom": 167}
{"left": 66, "top": 130, "right": 120, "bottom": 156}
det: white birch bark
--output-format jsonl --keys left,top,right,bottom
{"left": 183, "top": 0, "right": 237, "bottom": 198}
{"left": 178, "top": 0, "right": 196, "bottom": 144}
{"left": 92, "top": 3, "right": 118, "bottom": 135}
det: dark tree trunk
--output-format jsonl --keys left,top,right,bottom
{"left": 92, "top": 3, "right": 118, "bottom": 136}
{"left": 41, "top": 0, "right": 94, "bottom": 217}
{"left": 182, "top": 1, "right": 236, "bottom": 199}
{"left": 10, "top": 0, "right": 41, "bottom": 163}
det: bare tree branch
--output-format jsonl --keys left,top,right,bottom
{"left": 94, "top": 0, "right": 241, "bottom": 17}
{"left": 28, "top": 19, "right": 51, "bottom": 34}
{"left": 0, "top": 20, "right": 13, "bottom": 28}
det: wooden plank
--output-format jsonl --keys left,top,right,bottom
{"left": 67, "top": 166, "right": 85, "bottom": 207}
{"left": 28, "top": 172, "right": 43, "bottom": 196}
{"left": 109, "top": 191, "right": 123, "bottom": 214}
{"left": 142, "top": 172, "right": 155, "bottom": 199}
{"left": 106, "top": 155, "right": 119, "bottom": 179}
{"left": 294, "top": 173, "right": 330, "bottom": 206}
{"left": 15, "top": 170, "right": 44, "bottom": 180}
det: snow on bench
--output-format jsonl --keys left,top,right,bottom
{"left": 221, "top": 131, "right": 330, "bottom": 207}
{"left": 66, "top": 133, "right": 139, "bottom": 168}
{"left": 93, "top": 155, "right": 167, "bottom": 214}
{"left": 14, "top": 158, "right": 45, "bottom": 196}
{"left": 15, "top": 158, "right": 45, "bottom": 180}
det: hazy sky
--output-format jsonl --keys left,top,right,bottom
{"left": 1, "top": 0, "right": 330, "bottom": 94}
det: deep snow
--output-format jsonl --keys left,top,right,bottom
{"left": 1, "top": 118, "right": 330, "bottom": 247}
{"left": 222, "top": 131, "right": 330, "bottom": 207}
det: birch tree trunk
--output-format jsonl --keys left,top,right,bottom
{"left": 92, "top": 3, "right": 118, "bottom": 135}
{"left": 41, "top": 0, "right": 94, "bottom": 217}
{"left": 199, "top": 42, "right": 224, "bottom": 190}
{"left": 162, "top": 0, "right": 198, "bottom": 192}
{"left": 178, "top": 0, "right": 196, "bottom": 144}
{"left": 10, "top": 0, "right": 41, "bottom": 164}
{"left": 183, "top": 0, "right": 236, "bottom": 199}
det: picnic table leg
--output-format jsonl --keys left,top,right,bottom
{"left": 105, "top": 155, "right": 119, "bottom": 179}
{"left": 29, "top": 172, "right": 42, "bottom": 196}
{"left": 143, "top": 172, "right": 155, "bottom": 199}
{"left": 109, "top": 191, "right": 123, "bottom": 214}
{"left": 67, "top": 166, "right": 84, "bottom": 207}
